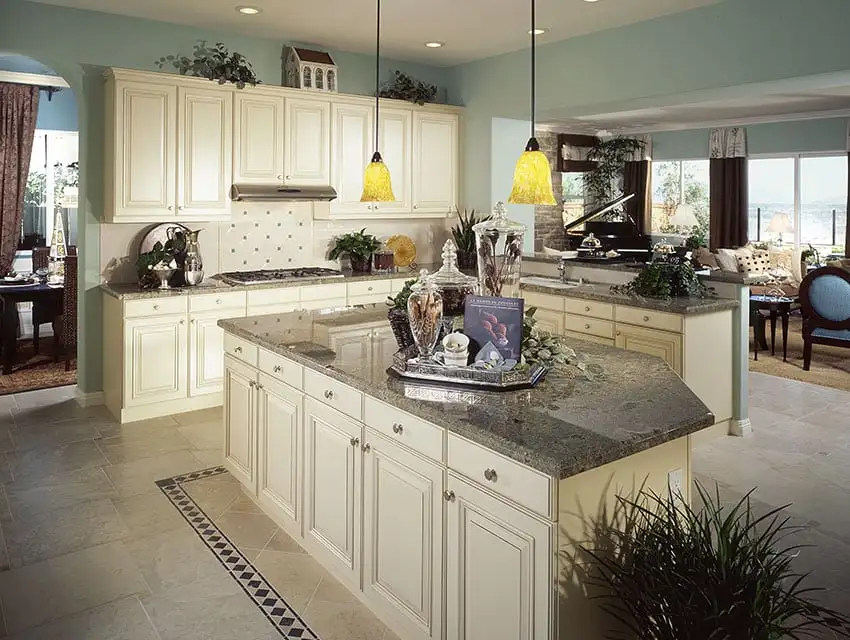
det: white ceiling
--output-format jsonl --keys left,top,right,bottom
{"left": 27, "top": 0, "right": 722, "bottom": 66}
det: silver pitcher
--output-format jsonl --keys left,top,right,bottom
{"left": 183, "top": 229, "right": 204, "bottom": 286}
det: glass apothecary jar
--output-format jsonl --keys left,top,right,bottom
{"left": 406, "top": 269, "right": 444, "bottom": 360}
{"left": 473, "top": 201, "right": 526, "bottom": 298}
{"left": 430, "top": 240, "right": 478, "bottom": 318}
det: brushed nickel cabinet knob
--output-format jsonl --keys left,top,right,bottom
{"left": 443, "top": 490, "right": 456, "bottom": 502}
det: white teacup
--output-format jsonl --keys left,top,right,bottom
{"left": 435, "top": 332, "right": 469, "bottom": 367}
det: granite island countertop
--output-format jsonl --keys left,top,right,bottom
{"left": 218, "top": 306, "right": 714, "bottom": 479}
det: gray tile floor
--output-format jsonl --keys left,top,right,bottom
{"left": 0, "top": 373, "right": 846, "bottom": 637}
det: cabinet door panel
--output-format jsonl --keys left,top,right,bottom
{"left": 331, "top": 104, "right": 372, "bottom": 214}
{"left": 258, "top": 374, "right": 302, "bottom": 534}
{"left": 115, "top": 81, "right": 177, "bottom": 218}
{"left": 446, "top": 473, "right": 552, "bottom": 640}
{"left": 303, "top": 398, "right": 362, "bottom": 584}
{"left": 412, "top": 113, "right": 457, "bottom": 213}
{"left": 285, "top": 98, "right": 331, "bottom": 185}
{"left": 615, "top": 325, "right": 683, "bottom": 375}
{"left": 531, "top": 308, "right": 564, "bottom": 336}
{"left": 378, "top": 108, "right": 412, "bottom": 213}
{"left": 233, "top": 93, "right": 285, "bottom": 183}
{"left": 363, "top": 431, "right": 443, "bottom": 640}
{"left": 223, "top": 355, "right": 256, "bottom": 491}
{"left": 178, "top": 87, "right": 232, "bottom": 217}
{"left": 124, "top": 314, "right": 187, "bottom": 406}
{"left": 190, "top": 308, "right": 245, "bottom": 396}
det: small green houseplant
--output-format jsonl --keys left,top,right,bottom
{"left": 611, "top": 262, "right": 713, "bottom": 300}
{"left": 379, "top": 70, "right": 438, "bottom": 105}
{"left": 450, "top": 209, "right": 490, "bottom": 270}
{"left": 328, "top": 228, "right": 382, "bottom": 272}
{"left": 156, "top": 41, "right": 260, "bottom": 89}
{"left": 386, "top": 279, "right": 417, "bottom": 349}
{"left": 581, "top": 483, "right": 850, "bottom": 640}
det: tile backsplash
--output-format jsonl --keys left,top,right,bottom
{"left": 100, "top": 202, "right": 451, "bottom": 283}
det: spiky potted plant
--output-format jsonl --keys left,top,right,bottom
{"left": 386, "top": 279, "right": 416, "bottom": 349}
{"left": 328, "top": 228, "right": 382, "bottom": 273}
{"left": 450, "top": 209, "right": 490, "bottom": 270}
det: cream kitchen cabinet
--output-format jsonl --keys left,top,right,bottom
{"left": 104, "top": 69, "right": 233, "bottom": 222}
{"left": 446, "top": 472, "right": 553, "bottom": 640}
{"left": 412, "top": 112, "right": 458, "bottom": 213}
{"left": 615, "top": 325, "right": 683, "bottom": 376}
{"left": 188, "top": 295, "right": 247, "bottom": 397}
{"left": 123, "top": 314, "right": 188, "bottom": 406}
{"left": 531, "top": 308, "right": 565, "bottom": 336}
{"left": 233, "top": 92, "right": 285, "bottom": 184}
{"left": 285, "top": 97, "right": 331, "bottom": 185}
{"left": 223, "top": 355, "right": 257, "bottom": 491}
{"left": 330, "top": 103, "right": 373, "bottom": 215}
{"left": 377, "top": 108, "right": 413, "bottom": 214}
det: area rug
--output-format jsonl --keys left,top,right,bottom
{"left": 749, "top": 315, "right": 850, "bottom": 393}
{"left": 0, "top": 340, "right": 76, "bottom": 396}
{"left": 157, "top": 466, "right": 319, "bottom": 640}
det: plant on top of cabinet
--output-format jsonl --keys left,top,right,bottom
{"left": 611, "top": 262, "right": 713, "bottom": 300}
{"left": 379, "top": 70, "right": 438, "bottom": 105}
{"left": 581, "top": 483, "right": 850, "bottom": 640}
{"left": 156, "top": 41, "right": 260, "bottom": 89}
{"left": 450, "top": 208, "right": 490, "bottom": 270}
{"left": 328, "top": 228, "right": 382, "bottom": 273}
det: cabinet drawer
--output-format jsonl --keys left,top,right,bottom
{"left": 246, "top": 287, "right": 299, "bottom": 307}
{"left": 616, "top": 306, "right": 683, "bottom": 333}
{"left": 391, "top": 277, "right": 414, "bottom": 293}
{"left": 522, "top": 290, "right": 565, "bottom": 313}
{"left": 258, "top": 348, "right": 303, "bottom": 389}
{"left": 563, "top": 330, "right": 615, "bottom": 347}
{"left": 564, "top": 298, "right": 614, "bottom": 320}
{"left": 447, "top": 433, "right": 553, "bottom": 519}
{"left": 304, "top": 368, "right": 362, "bottom": 421}
{"left": 247, "top": 303, "right": 299, "bottom": 317}
{"left": 347, "top": 279, "right": 391, "bottom": 298}
{"left": 223, "top": 332, "right": 258, "bottom": 366}
{"left": 189, "top": 291, "right": 247, "bottom": 313}
{"left": 300, "top": 283, "right": 347, "bottom": 302}
{"left": 364, "top": 397, "right": 443, "bottom": 462}
{"left": 348, "top": 294, "right": 387, "bottom": 306}
{"left": 124, "top": 296, "right": 188, "bottom": 318}
{"left": 564, "top": 313, "right": 614, "bottom": 339}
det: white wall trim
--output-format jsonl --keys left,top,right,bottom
{"left": 74, "top": 387, "right": 104, "bottom": 407}
{"left": 0, "top": 70, "right": 69, "bottom": 88}
{"left": 730, "top": 418, "right": 752, "bottom": 437}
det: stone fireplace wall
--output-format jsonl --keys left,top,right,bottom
{"left": 534, "top": 131, "right": 565, "bottom": 251}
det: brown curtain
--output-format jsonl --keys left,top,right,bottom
{"left": 845, "top": 152, "right": 850, "bottom": 257}
{"left": 622, "top": 160, "right": 651, "bottom": 235}
{"left": 0, "top": 83, "right": 40, "bottom": 275}
{"left": 709, "top": 157, "right": 748, "bottom": 251}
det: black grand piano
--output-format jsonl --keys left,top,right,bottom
{"left": 563, "top": 193, "right": 651, "bottom": 264}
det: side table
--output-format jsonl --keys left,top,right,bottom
{"left": 749, "top": 295, "right": 801, "bottom": 362}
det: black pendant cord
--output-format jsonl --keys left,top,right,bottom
{"left": 373, "top": 0, "right": 381, "bottom": 160}
{"left": 525, "top": 0, "right": 539, "bottom": 153}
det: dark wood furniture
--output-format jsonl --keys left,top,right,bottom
{"left": 749, "top": 295, "right": 801, "bottom": 362}
{"left": 799, "top": 266, "right": 850, "bottom": 371}
{"left": 55, "top": 255, "right": 77, "bottom": 371}
{"left": 0, "top": 282, "right": 63, "bottom": 374}
{"left": 31, "top": 247, "right": 59, "bottom": 354}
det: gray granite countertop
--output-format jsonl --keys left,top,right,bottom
{"left": 519, "top": 278, "right": 739, "bottom": 314}
{"left": 218, "top": 306, "right": 714, "bottom": 479}
{"left": 525, "top": 254, "right": 645, "bottom": 272}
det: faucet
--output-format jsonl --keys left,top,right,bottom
{"left": 557, "top": 258, "right": 567, "bottom": 283}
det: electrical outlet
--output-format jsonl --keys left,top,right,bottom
{"left": 667, "top": 468, "right": 683, "bottom": 502}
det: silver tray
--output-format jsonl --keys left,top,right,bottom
{"left": 390, "top": 345, "right": 546, "bottom": 391}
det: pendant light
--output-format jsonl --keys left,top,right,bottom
{"left": 507, "top": 0, "right": 556, "bottom": 205}
{"left": 361, "top": 0, "right": 396, "bottom": 203}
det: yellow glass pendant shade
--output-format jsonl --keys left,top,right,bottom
{"left": 361, "top": 152, "right": 396, "bottom": 202}
{"left": 508, "top": 138, "right": 555, "bottom": 205}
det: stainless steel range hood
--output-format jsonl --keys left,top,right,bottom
{"left": 230, "top": 184, "right": 338, "bottom": 202}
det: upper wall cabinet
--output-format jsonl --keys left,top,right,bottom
{"left": 330, "top": 103, "right": 373, "bottom": 216}
{"left": 233, "top": 92, "right": 285, "bottom": 184}
{"left": 412, "top": 112, "right": 458, "bottom": 214}
{"left": 105, "top": 70, "right": 233, "bottom": 223}
{"left": 285, "top": 97, "right": 331, "bottom": 186}
{"left": 377, "top": 108, "right": 413, "bottom": 215}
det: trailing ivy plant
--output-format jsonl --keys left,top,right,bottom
{"left": 611, "top": 262, "right": 713, "bottom": 300}
{"left": 156, "top": 41, "right": 260, "bottom": 89}
{"left": 583, "top": 137, "right": 645, "bottom": 210}
{"left": 386, "top": 279, "right": 416, "bottom": 311}
{"left": 379, "top": 70, "right": 438, "bottom": 105}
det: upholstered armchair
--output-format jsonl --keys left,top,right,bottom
{"left": 799, "top": 266, "right": 850, "bottom": 371}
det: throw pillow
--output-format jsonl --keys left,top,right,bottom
{"left": 736, "top": 249, "right": 770, "bottom": 274}
{"left": 716, "top": 248, "right": 739, "bottom": 273}
{"left": 693, "top": 247, "right": 719, "bottom": 270}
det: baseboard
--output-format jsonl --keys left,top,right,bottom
{"left": 74, "top": 387, "right": 105, "bottom": 407}
{"left": 117, "top": 393, "right": 222, "bottom": 424}
{"left": 729, "top": 418, "right": 752, "bottom": 437}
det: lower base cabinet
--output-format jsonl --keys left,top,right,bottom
{"left": 223, "top": 355, "right": 256, "bottom": 491}
{"left": 614, "top": 325, "right": 683, "bottom": 376}
{"left": 446, "top": 472, "right": 553, "bottom": 640}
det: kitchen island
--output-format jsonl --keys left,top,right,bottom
{"left": 218, "top": 306, "right": 714, "bottom": 640}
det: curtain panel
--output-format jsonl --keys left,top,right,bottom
{"left": 622, "top": 136, "right": 652, "bottom": 236}
{"left": 709, "top": 127, "right": 748, "bottom": 251}
{"left": 0, "top": 83, "right": 40, "bottom": 275}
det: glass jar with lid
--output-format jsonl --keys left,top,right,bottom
{"left": 406, "top": 269, "right": 444, "bottom": 360}
{"left": 430, "top": 240, "right": 478, "bottom": 318}
{"left": 473, "top": 201, "right": 527, "bottom": 298}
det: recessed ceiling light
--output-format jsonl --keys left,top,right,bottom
{"left": 584, "top": 0, "right": 600, "bottom": 3}
{"left": 236, "top": 5, "right": 261, "bottom": 14}
{"left": 424, "top": 41, "right": 445, "bottom": 48}
{"left": 528, "top": 28, "right": 546, "bottom": 35}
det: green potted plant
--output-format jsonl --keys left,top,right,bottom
{"left": 156, "top": 40, "right": 260, "bottom": 89}
{"left": 450, "top": 209, "right": 490, "bottom": 270}
{"left": 386, "top": 279, "right": 416, "bottom": 349}
{"left": 611, "top": 262, "right": 713, "bottom": 300}
{"left": 580, "top": 483, "right": 850, "bottom": 639}
{"left": 583, "top": 137, "right": 646, "bottom": 209}
{"left": 328, "top": 228, "right": 382, "bottom": 273}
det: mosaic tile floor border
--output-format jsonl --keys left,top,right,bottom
{"left": 157, "top": 466, "right": 320, "bottom": 640}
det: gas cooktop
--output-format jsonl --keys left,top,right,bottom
{"left": 219, "top": 267, "right": 344, "bottom": 285}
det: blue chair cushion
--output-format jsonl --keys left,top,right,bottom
{"left": 812, "top": 327, "right": 850, "bottom": 342}
{"left": 808, "top": 274, "right": 850, "bottom": 322}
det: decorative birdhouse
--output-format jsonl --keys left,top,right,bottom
{"left": 282, "top": 47, "right": 338, "bottom": 93}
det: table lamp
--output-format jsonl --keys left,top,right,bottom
{"left": 669, "top": 203, "right": 698, "bottom": 228}
{"left": 767, "top": 212, "right": 793, "bottom": 248}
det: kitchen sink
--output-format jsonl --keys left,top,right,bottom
{"left": 520, "top": 276, "right": 584, "bottom": 289}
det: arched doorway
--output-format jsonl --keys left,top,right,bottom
{"left": 0, "top": 53, "right": 78, "bottom": 394}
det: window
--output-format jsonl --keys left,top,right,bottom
{"left": 561, "top": 173, "right": 585, "bottom": 227}
{"left": 748, "top": 154, "right": 847, "bottom": 253}
{"left": 651, "top": 160, "right": 710, "bottom": 243}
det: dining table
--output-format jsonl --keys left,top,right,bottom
{"left": 0, "top": 280, "right": 64, "bottom": 375}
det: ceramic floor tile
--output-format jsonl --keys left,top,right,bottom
{"left": 141, "top": 571, "right": 275, "bottom": 640}
{"left": 311, "top": 573, "right": 359, "bottom": 606}
{"left": 304, "top": 596, "right": 390, "bottom": 640}
{"left": 9, "top": 420, "right": 101, "bottom": 452}
{"left": 182, "top": 474, "right": 243, "bottom": 519}
{"left": 11, "top": 385, "right": 76, "bottom": 411}
{"left": 126, "top": 526, "right": 227, "bottom": 594}
{"left": 94, "top": 416, "right": 181, "bottom": 440}
{"left": 0, "top": 540, "right": 149, "bottom": 633}
{"left": 10, "top": 400, "right": 110, "bottom": 429}
{"left": 177, "top": 421, "right": 223, "bottom": 450}
{"left": 4, "top": 467, "right": 117, "bottom": 519}
{"left": 172, "top": 407, "right": 223, "bottom": 426}
{"left": 104, "top": 451, "right": 203, "bottom": 498}
{"left": 252, "top": 549, "right": 328, "bottom": 611}
{"left": 191, "top": 447, "right": 224, "bottom": 468}
{"left": 3, "top": 497, "right": 130, "bottom": 567}
{"left": 263, "top": 528, "right": 307, "bottom": 554}
{"left": 0, "top": 430, "right": 14, "bottom": 455}
{"left": 8, "top": 596, "right": 160, "bottom": 640}
{"left": 214, "top": 511, "right": 277, "bottom": 555}
{"left": 223, "top": 491, "right": 264, "bottom": 515}
{"left": 0, "top": 396, "right": 16, "bottom": 412}
{"left": 97, "top": 430, "right": 195, "bottom": 464}
{"left": 6, "top": 440, "right": 108, "bottom": 486}
{"left": 111, "top": 490, "right": 188, "bottom": 540}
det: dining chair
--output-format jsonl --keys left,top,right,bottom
{"left": 31, "top": 246, "right": 59, "bottom": 355}
{"left": 799, "top": 266, "right": 850, "bottom": 371}
{"left": 54, "top": 255, "right": 77, "bottom": 371}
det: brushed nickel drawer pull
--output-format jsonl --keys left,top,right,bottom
{"left": 153, "top": 304, "right": 160, "bottom": 311}
{"left": 616, "top": 330, "right": 622, "bottom": 336}
{"left": 216, "top": 298, "right": 222, "bottom": 305}
{"left": 392, "top": 423, "right": 403, "bottom": 434}
{"left": 367, "top": 286, "right": 373, "bottom": 291}
{"left": 484, "top": 468, "right": 498, "bottom": 482}
{"left": 585, "top": 305, "right": 591, "bottom": 312}
{"left": 584, "top": 323, "right": 590, "bottom": 330}
{"left": 248, "top": 379, "right": 256, "bottom": 388}
{"left": 256, "top": 383, "right": 264, "bottom": 390}
{"left": 324, "top": 389, "right": 334, "bottom": 400}
{"left": 362, "top": 443, "right": 371, "bottom": 453}
{"left": 443, "top": 490, "right": 456, "bottom": 502}
{"left": 643, "top": 315, "right": 650, "bottom": 322}
{"left": 273, "top": 365, "right": 282, "bottom": 373}
{"left": 350, "top": 437, "right": 360, "bottom": 447}
{"left": 234, "top": 346, "right": 243, "bottom": 353}
{"left": 179, "top": 319, "right": 185, "bottom": 325}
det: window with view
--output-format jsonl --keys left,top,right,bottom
{"left": 650, "top": 160, "right": 710, "bottom": 245}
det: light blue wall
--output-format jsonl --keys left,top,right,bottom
{"left": 0, "top": 0, "right": 453, "bottom": 394}
{"left": 490, "top": 118, "right": 535, "bottom": 253}
{"left": 0, "top": 55, "right": 78, "bottom": 130}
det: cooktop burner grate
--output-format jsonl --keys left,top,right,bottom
{"left": 219, "top": 267, "right": 344, "bottom": 285}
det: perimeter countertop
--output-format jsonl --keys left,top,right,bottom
{"left": 218, "top": 306, "right": 714, "bottom": 479}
